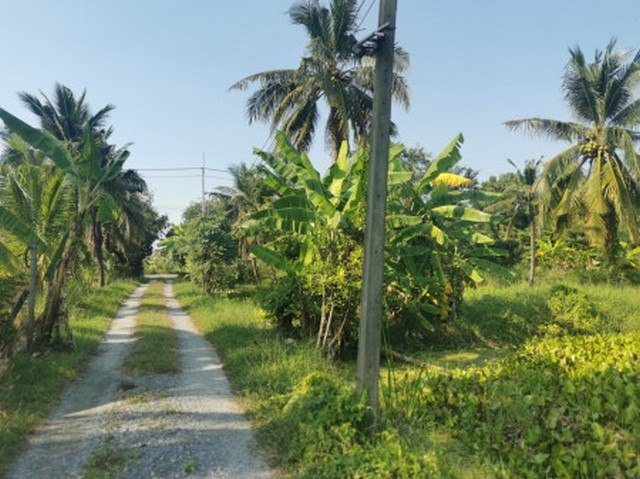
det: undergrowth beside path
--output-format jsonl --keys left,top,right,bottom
{"left": 0, "top": 279, "right": 139, "bottom": 476}
{"left": 175, "top": 279, "right": 640, "bottom": 478}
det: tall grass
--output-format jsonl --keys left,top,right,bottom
{"left": 0, "top": 279, "right": 138, "bottom": 476}
{"left": 175, "top": 276, "right": 640, "bottom": 478}
{"left": 173, "top": 281, "right": 491, "bottom": 478}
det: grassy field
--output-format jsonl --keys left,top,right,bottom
{"left": 0, "top": 279, "right": 139, "bottom": 476}
{"left": 175, "top": 276, "right": 640, "bottom": 478}
{"left": 122, "top": 280, "right": 180, "bottom": 375}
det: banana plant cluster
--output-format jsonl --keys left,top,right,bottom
{"left": 244, "top": 132, "right": 507, "bottom": 352}
{"left": 0, "top": 108, "right": 127, "bottom": 350}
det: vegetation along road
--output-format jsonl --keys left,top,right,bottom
{"left": 7, "top": 279, "right": 272, "bottom": 479}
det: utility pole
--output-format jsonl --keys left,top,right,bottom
{"left": 201, "top": 153, "right": 206, "bottom": 294}
{"left": 356, "top": 0, "right": 397, "bottom": 414}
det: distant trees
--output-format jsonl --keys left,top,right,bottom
{"left": 231, "top": 0, "right": 410, "bottom": 161}
{"left": 506, "top": 40, "right": 640, "bottom": 266}
{"left": 483, "top": 159, "right": 542, "bottom": 285}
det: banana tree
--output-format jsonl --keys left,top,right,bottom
{"left": 244, "top": 132, "right": 507, "bottom": 352}
{"left": 0, "top": 108, "right": 127, "bottom": 350}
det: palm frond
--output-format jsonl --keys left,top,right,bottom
{"left": 504, "top": 118, "right": 587, "bottom": 142}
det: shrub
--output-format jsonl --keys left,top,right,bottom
{"left": 390, "top": 333, "right": 640, "bottom": 478}
{"left": 544, "top": 284, "right": 605, "bottom": 335}
{"left": 0, "top": 276, "right": 22, "bottom": 358}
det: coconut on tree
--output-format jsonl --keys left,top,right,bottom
{"left": 231, "top": 0, "right": 410, "bottom": 161}
{"left": 506, "top": 40, "right": 640, "bottom": 266}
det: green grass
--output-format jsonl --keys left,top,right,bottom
{"left": 0, "top": 279, "right": 139, "bottom": 477}
{"left": 174, "top": 280, "right": 492, "bottom": 478}
{"left": 81, "top": 433, "right": 140, "bottom": 479}
{"left": 174, "top": 277, "right": 640, "bottom": 478}
{"left": 122, "top": 281, "right": 180, "bottom": 375}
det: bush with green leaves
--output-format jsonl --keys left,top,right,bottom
{"left": 0, "top": 276, "right": 21, "bottom": 357}
{"left": 390, "top": 332, "right": 640, "bottom": 478}
{"left": 245, "top": 133, "right": 507, "bottom": 353}
{"left": 544, "top": 284, "right": 606, "bottom": 335}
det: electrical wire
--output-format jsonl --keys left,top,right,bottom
{"left": 356, "top": 0, "right": 376, "bottom": 32}
{"left": 136, "top": 167, "right": 230, "bottom": 173}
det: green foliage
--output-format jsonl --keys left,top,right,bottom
{"left": 230, "top": 0, "right": 410, "bottom": 160}
{"left": 544, "top": 284, "right": 605, "bottom": 335}
{"left": 506, "top": 40, "right": 640, "bottom": 265}
{"left": 392, "top": 333, "right": 640, "bottom": 478}
{"left": 0, "top": 273, "right": 22, "bottom": 357}
{"left": 184, "top": 202, "right": 239, "bottom": 292}
{"left": 176, "top": 277, "right": 640, "bottom": 478}
{"left": 246, "top": 133, "right": 507, "bottom": 352}
{"left": 174, "top": 281, "right": 482, "bottom": 478}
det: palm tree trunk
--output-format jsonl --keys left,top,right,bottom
{"left": 91, "top": 209, "right": 106, "bottom": 287}
{"left": 35, "top": 218, "right": 82, "bottom": 351}
{"left": 602, "top": 209, "right": 619, "bottom": 267}
{"left": 528, "top": 202, "right": 536, "bottom": 287}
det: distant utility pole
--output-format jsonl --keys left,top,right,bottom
{"left": 356, "top": 0, "right": 397, "bottom": 414}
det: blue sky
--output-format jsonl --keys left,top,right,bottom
{"left": 1, "top": 0, "right": 638, "bottom": 224}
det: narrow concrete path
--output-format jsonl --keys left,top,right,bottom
{"left": 7, "top": 280, "right": 273, "bottom": 479}
{"left": 8, "top": 283, "right": 148, "bottom": 479}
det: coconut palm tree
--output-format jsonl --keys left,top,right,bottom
{"left": 18, "top": 85, "right": 151, "bottom": 286}
{"left": 231, "top": 0, "right": 410, "bottom": 161}
{"left": 0, "top": 107, "right": 129, "bottom": 350}
{"left": 18, "top": 83, "right": 114, "bottom": 152}
{"left": 505, "top": 40, "right": 640, "bottom": 265}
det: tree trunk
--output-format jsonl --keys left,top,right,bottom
{"left": 602, "top": 209, "right": 619, "bottom": 267}
{"left": 34, "top": 219, "right": 82, "bottom": 351}
{"left": 92, "top": 210, "right": 106, "bottom": 287}
{"left": 528, "top": 202, "right": 536, "bottom": 287}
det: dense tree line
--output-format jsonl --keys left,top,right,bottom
{"left": 0, "top": 85, "right": 165, "bottom": 353}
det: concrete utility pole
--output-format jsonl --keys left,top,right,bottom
{"left": 356, "top": 0, "right": 397, "bottom": 414}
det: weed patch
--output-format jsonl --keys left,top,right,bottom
{"left": 82, "top": 434, "right": 140, "bottom": 479}
{"left": 122, "top": 281, "right": 179, "bottom": 375}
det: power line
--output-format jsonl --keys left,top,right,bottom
{"left": 140, "top": 174, "right": 232, "bottom": 181}
{"left": 136, "top": 166, "right": 230, "bottom": 173}
{"left": 356, "top": 0, "right": 376, "bottom": 32}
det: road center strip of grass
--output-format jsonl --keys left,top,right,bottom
{"left": 0, "top": 279, "right": 139, "bottom": 476}
{"left": 122, "top": 281, "right": 180, "bottom": 376}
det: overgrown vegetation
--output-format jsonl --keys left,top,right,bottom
{"left": 245, "top": 133, "right": 506, "bottom": 356}
{"left": 2, "top": 24, "right": 639, "bottom": 478}
{"left": 0, "top": 279, "right": 137, "bottom": 475}
{"left": 175, "top": 276, "right": 640, "bottom": 478}
{"left": 0, "top": 85, "right": 165, "bottom": 353}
